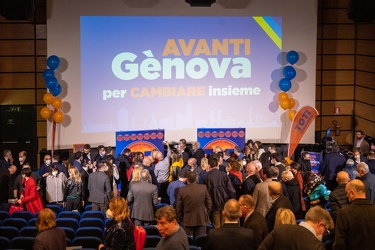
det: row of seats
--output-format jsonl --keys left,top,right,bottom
{"left": 0, "top": 235, "right": 102, "bottom": 250}
{"left": 0, "top": 234, "right": 209, "bottom": 250}
{"left": 0, "top": 209, "right": 105, "bottom": 222}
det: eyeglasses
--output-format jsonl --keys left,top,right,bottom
{"left": 322, "top": 223, "right": 330, "bottom": 235}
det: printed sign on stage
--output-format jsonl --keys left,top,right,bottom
{"left": 197, "top": 128, "right": 246, "bottom": 155}
{"left": 116, "top": 129, "right": 164, "bottom": 156}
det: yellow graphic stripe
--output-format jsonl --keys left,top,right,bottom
{"left": 253, "top": 17, "right": 282, "bottom": 50}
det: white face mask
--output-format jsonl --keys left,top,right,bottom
{"left": 45, "top": 160, "right": 51, "bottom": 165}
{"left": 52, "top": 171, "right": 57, "bottom": 177}
{"left": 19, "top": 157, "right": 24, "bottom": 162}
{"left": 100, "top": 151, "right": 106, "bottom": 157}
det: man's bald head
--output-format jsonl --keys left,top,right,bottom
{"left": 268, "top": 181, "right": 282, "bottom": 197}
{"left": 142, "top": 157, "right": 151, "bottom": 167}
{"left": 156, "top": 151, "right": 163, "bottom": 161}
{"left": 246, "top": 162, "right": 256, "bottom": 175}
{"left": 346, "top": 179, "right": 366, "bottom": 202}
{"left": 336, "top": 171, "right": 350, "bottom": 185}
{"left": 223, "top": 199, "right": 242, "bottom": 221}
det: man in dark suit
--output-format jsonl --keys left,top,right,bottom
{"left": 367, "top": 151, "right": 375, "bottom": 174}
{"left": 72, "top": 151, "right": 83, "bottom": 172}
{"left": 191, "top": 141, "right": 205, "bottom": 167}
{"left": 0, "top": 150, "right": 12, "bottom": 170}
{"left": 82, "top": 144, "right": 94, "bottom": 164}
{"left": 241, "top": 161, "right": 261, "bottom": 196}
{"left": 207, "top": 199, "right": 255, "bottom": 250}
{"left": 334, "top": 179, "right": 375, "bottom": 250}
{"left": 80, "top": 162, "right": 90, "bottom": 205}
{"left": 117, "top": 148, "right": 132, "bottom": 199}
{"left": 88, "top": 160, "right": 111, "bottom": 212}
{"left": 176, "top": 171, "right": 212, "bottom": 238}
{"left": 356, "top": 162, "right": 375, "bottom": 204}
{"left": 259, "top": 206, "right": 333, "bottom": 250}
{"left": 0, "top": 165, "right": 17, "bottom": 203}
{"left": 204, "top": 157, "right": 236, "bottom": 228}
{"left": 239, "top": 194, "right": 268, "bottom": 249}
{"left": 127, "top": 169, "right": 159, "bottom": 226}
{"left": 265, "top": 181, "right": 293, "bottom": 232}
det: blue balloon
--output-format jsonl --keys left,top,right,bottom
{"left": 45, "top": 76, "right": 58, "bottom": 89}
{"left": 47, "top": 55, "right": 60, "bottom": 70}
{"left": 279, "top": 78, "right": 292, "bottom": 92}
{"left": 43, "top": 69, "right": 55, "bottom": 80}
{"left": 286, "top": 50, "right": 299, "bottom": 65}
{"left": 283, "top": 66, "right": 296, "bottom": 80}
{"left": 49, "top": 84, "right": 62, "bottom": 97}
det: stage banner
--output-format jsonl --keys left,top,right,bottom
{"left": 308, "top": 151, "right": 322, "bottom": 174}
{"left": 116, "top": 129, "right": 164, "bottom": 156}
{"left": 288, "top": 106, "right": 319, "bottom": 158}
{"left": 197, "top": 128, "right": 246, "bottom": 155}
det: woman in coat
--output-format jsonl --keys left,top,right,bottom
{"left": 99, "top": 197, "right": 135, "bottom": 250}
{"left": 16, "top": 165, "right": 43, "bottom": 215}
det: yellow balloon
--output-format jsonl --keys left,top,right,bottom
{"left": 52, "top": 98, "right": 62, "bottom": 110}
{"left": 40, "top": 107, "right": 51, "bottom": 119}
{"left": 280, "top": 99, "right": 290, "bottom": 110}
{"left": 289, "top": 98, "right": 296, "bottom": 109}
{"left": 43, "top": 93, "right": 54, "bottom": 105}
{"left": 53, "top": 111, "right": 64, "bottom": 124}
{"left": 288, "top": 110, "right": 297, "bottom": 121}
{"left": 278, "top": 92, "right": 288, "bottom": 101}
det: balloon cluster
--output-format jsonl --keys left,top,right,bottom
{"left": 278, "top": 50, "right": 299, "bottom": 121}
{"left": 43, "top": 55, "right": 62, "bottom": 97}
{"left": 40, "top": 55, "right": 64, "bottom": 124}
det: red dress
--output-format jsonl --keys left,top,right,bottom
{"left": 21, "top": 177, "right": 43, "bottom": 215}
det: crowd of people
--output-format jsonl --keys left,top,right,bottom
{"left": 0, "top": 133, "right": 375, "bottom": 249}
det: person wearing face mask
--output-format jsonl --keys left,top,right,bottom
{"left": 259, "top": 206, "right": 333, "bottom": 250}
{"left": 13, "top": 163, "right": 42, "bottom": 200}
{"left": 39, "top": 154, "right": 53, "bottom": 177}
{"left": 16, "top": 151, "right": 28, "bottom": 176}
{"left": 298, "top": 151, "right": 312, "bottom": 175}
{"left": 334, "top": 179, "right": 375, "bottom": 250}
{"left": 94, "top": 145, "right": 107, "bottom": 167}
{"left": 45, "top": 164, "right": 67, "bottom": 205}
{"left": 15, "top": 164, "right": 43, "bottom": 214}
{"left": 352, "top": 148, "right": 367, "bottom": 166}
{"left": 88, "top": 160, "right": 111, "bottom": 212}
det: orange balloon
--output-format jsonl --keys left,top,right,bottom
{"left": 280, "top": 99, "right": 290, "bottom": 110}
{"left": 288, "top": 110, "right": 297, "bottom": 121}
{"left": 40, "top": 107, "right": 52, "bottom": 119}
{"left": 54, "top": 111, "right": 64, "bottom": 124}
{"left": 278, "top": 92, "right": 288, "bottom": 101}
{"left": 52, "top": 98, "right": 62, "bottom": 110}
{"left": 289, "top": 98, "right": 296, "bottom": 109}
{"left": 43, "top": 93, "right": 54, "bottom": 105}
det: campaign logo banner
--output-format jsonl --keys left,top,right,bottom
{"left": 116, "top": 129, "right": 164, "bottom": 156}
{"left": 197, "top": 128, "right": 246, "bottom": 155}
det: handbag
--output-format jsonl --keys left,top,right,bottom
{"left": 130, "top": 219, "right": 146, "bottom": 250}
{"left": 9, "top": 204, "right": 24, "bottom": 215}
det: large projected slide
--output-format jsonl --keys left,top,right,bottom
{"left": 80, "top": 16, "right": 281, "bottom": 134}
{"left": 47, "top": 0, "right": 318, "bottom": 149}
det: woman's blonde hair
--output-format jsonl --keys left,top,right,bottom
{"left": 36, "top": 208, "right": 56, "bottom": 232}
{"left": 69, "top": 167, "right": 82, "bottom": 183}
{"left": 201, "top": 157, "right": 209, "bottom": 171}
{"left": 274, "top": 208, "right": 296, "bottom": 229}
{"left": 131, "top": 166, "right": 143, "bottom": 182}
{"left": 109, "top": 197, "right": 130, "bottom": 223}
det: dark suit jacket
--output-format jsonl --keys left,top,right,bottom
{"left": 241, "top": 175, "right": 261, "bottom": 196}
{"left": 242, "top": 210, "right": 268, "bottom": 249}
{"left": 176, "top": 183, "right": 212, "bottom": 227}
{"left": 0, "top": 158, "right": 10, "bottom": 170}
{"left": 192, "top": 148, "right": 205, "bottom": 167}
{"left": 88, "top": 171, "right": 111, "bottom": 204}
{"left": 207, "top": 223, "right": 255, "bottom": 250}
{"left": 259, "top": 224, "right": 325, "bottom": 250}
{"left": 265, "top": 195, "right": 293, "bottom": 232}
{"left": 334, "top": 198, "right": 375, "bottom": 250}
{"left": 80, "top": 169, "right": 89, "bottom": 202}
{"left": 127, "top": 180, "right": 158, "bottom": 222}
